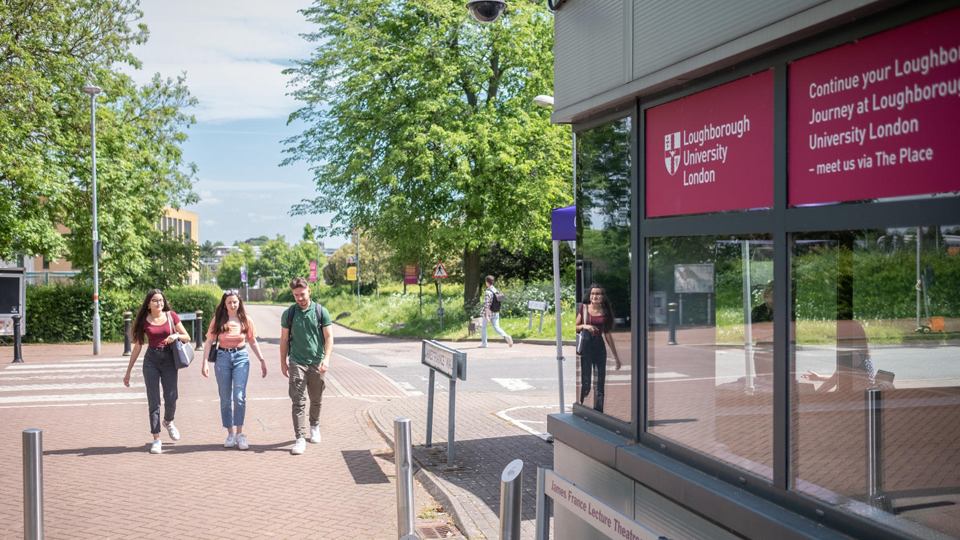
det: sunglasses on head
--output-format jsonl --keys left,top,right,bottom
{"left": 223, "top": 289, "right": 240, "bottom": 296}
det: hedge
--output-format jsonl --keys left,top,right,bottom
{"left": 23, "top": 283, "right": 222, "bottom": 343}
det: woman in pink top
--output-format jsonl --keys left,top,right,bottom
{"left": 123, "top": 289, "right": 192, "bottom": 454}
{"left": 576, "top": 284, "right": 622, "bottom": 414}
{"left": 201, "top": 289, "right": 266, "bottom": 450}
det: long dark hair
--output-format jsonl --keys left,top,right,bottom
{"left": 585, "top": 284, "right": 615, "bottom": 333}
{"left": 131, "top": 289, "right": 170, "bottom": 345}
{"left": 211, "top": 290, "right": 249, "bottom": 336}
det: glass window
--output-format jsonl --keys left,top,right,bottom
{"left": 647, "top": 234, "right": 774, "bottom": 479}
{"left": 576, "top": 116, "right": 632, "bottom": 423}
{"left": 791, "top": 225, "right": 960, "bottom": 538}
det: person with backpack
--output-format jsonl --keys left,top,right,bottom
{"left": 280, "top": 277, "right": 333, "bottom": 455}
{"left": 480, "top": 275, "right": 513, "bottom": 348}
{"left": 200, "top": 289, "right": 267, "bottom": 451}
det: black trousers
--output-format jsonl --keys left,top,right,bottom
{"left": 143, "top": 347, "right": 178, "bottom": 434}
{"left": 579, "top": 331, "right": 607, "bottom": 413}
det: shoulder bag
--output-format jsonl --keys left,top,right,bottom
{"left": 169, "top": 316, "right": 194, "bottom": 369}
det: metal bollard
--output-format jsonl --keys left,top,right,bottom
{"left": 535, "top": 466, "right": 551, "bottom": 540}
{"left": 13, "top": 315, "right": 24, "bottom": 363}
{"left": 667, "top": 303, "right": 677, "bottom": 345}
{"left": 866, "top": 388, "right": 892, "bottom": 512}
{"left": 394, "top": 418, "right": 416, "bottom": 539}
{"left": 499, "top": 459, "right": 524, "bottom": 540}
{"left": 23, "top": 429, "right": 43, "bottom": 540}
{"left": 194, "top": 311, "right": 203, "bottom": 351}
{"left": 122, "top": 312, "right": 132, "bottom": 356}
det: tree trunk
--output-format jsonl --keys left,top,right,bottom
{"left": 463, "top": 245, "right": 482, "bottom": 308}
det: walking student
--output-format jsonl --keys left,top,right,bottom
{"left": 280, "top": 277, "right": 333, "bottom": 455}
{"left": 123, "top": 289, "right": 192, "bottom": 454}
{"left": 480, "top": 275, "right": 513, "bottom": 348}
{"left": 201, "top": 289, "right": 267, "bottom": 450}
{"left": 576, "top": 284, "right": 621, "bottom": 413}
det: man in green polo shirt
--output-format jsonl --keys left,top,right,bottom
{"left": 280, "top": 277, "right": 334, "bottom": 455}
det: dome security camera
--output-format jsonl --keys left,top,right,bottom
{"left": 466, "top": 0, "right": 507, "bottom": 23}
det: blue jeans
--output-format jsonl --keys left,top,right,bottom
{"left": 481, "top": 312, "right": 510, "bottom": 346}
{"left": 215, "top": 349, "right": 250, "bottom": 429}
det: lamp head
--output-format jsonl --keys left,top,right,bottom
{"left": 533, "top": 95, "right": 555, "bottom": 108}
{"left": 82, "top": 86, "right": 102, "bottom": 97}
{"left": 466, "top": 0, "right": 507, "bottom": 23}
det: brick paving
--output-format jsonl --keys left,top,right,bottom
{"left": 0, "top": 342, "right": 447, "bottom": 540}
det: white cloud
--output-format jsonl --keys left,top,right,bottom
{"left": 197, "top": 189, "right": 222, "bottom": 205}
{"left": 200, "top": 179, "right": 301, "bottom": 192}
{"left": 203, "top": 219, "right": 217, "bottom": 226}
{"left": 128, "top": 0, "right": 316, "bottom": 123}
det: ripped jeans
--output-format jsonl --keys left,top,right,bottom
{"left": 215, "top": 348, "right": 250, "bottom": 428}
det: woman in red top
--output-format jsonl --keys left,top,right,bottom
{"left": 123, "top": 289, "right": 192, "bottom": 454}
{"left": 576, "top": 284, "right": 622, "bottom": 413}
{"left": 201, "top": 289, "right": 267, "bottom": 450}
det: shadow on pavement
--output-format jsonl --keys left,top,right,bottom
{"left": 44, "top": 441, "right": 292, "bottom": 457}
{"left": 342, "top": 449, "right": 391, "bottom": 484}
{"left": 413, "top": 434, "right": 552, "bottom": 522}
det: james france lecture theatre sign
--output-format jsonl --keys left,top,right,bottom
{"left": 789, "top": 7, "right": 960, "bottom": 205}
{"left": 645, "top": 70, "right": 774, "bottom": 217}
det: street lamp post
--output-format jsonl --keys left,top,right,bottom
{"left": 83, "top": 85, "right": 102, "bottom": 355}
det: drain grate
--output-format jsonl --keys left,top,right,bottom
{"left": 416, "top": 522, "right": 462, "bottom": 539}
{"left": 369, "top": 364, "right": 388, "bottom": 368}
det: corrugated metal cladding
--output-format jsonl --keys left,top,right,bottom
{"left": 554, "top": 0, "right": 628, "bottom": 110}
{"left": 632, "top": 0, "right": 825, "bottom": 77}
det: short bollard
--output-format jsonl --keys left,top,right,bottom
{"left": 13, "top": 315, "right": 24, "bottom": 363}
{"left": 122, "top": 312, "right": 132, "bottom": 356}
{"left": 866, "top": 388, "right": 893, "bottom": 512}
{"left": 194, "top": 311, "right": 203, "bottom": 351}
{"left": 667, "top": 302, "right": 678, "bottom": 345}
{"left": 23, "top": 429, "right": 43, "bottom": 540}
{"left": 395, "top": 418, "right": 415, "bottom": 539}
{"left": 535, "top": 466, "right": 551, "bottom": 540}
{"left": 500, "top": 459, "right": 524, "bottom": 540}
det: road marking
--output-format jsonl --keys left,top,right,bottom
{"left": 0, "top": 382, "right": 144, "bottom": 392}
{"left": 5, "top": 362, "right": 130, "bottom": 370}
{"left": 496, "top": 405, "right": 570, "bottom": 440}
{"left": 0, "top": 373, "right": 141, "bottom": 381}
{"left": 397, "top": 381, "right": 423, "bottom": 396}
{"left": 492, "top": 378, "right": 534, "bottom": 391}
{"left": 0, "top": 401, "right": 146, "bottom": 410}
{"left": 0, "top": 392, "right": 145, "bottom": 404}
{"left": 648, "top": 371, "right": 687, "bottom": 379}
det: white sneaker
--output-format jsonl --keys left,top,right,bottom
{"left": 310, "top": 425, "right": 322, "bottom": 444}
{"left": 236, "top": 433, "right": 248, "bottom": 451}
{"left": 506, "top": 336, "right": 514, "bottom": 347}
{"left": 150, "top": 439, "right": 162, "bottom": 454}
{"left": 292, "top": 438, "right": 306, "bottom": 455}
{"left": 224, "top": 434, "right": 236, "bottom": 448}
{"left": 163, "top": 422, "right": 180, "bottom": 441}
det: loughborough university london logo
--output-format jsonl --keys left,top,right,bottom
{"left": 664, "top": 132, "right": 681, "bottom": 176}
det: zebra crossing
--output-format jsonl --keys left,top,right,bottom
{"left": 0, "top": 357, "right": 145, "bottom": 408}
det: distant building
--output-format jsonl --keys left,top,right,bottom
{"left": 157, "top": 207, "right": 200, "bottom": 285}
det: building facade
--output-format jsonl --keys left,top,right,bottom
{"left": 550, "top": 1, "right": 960, "bottom": 539}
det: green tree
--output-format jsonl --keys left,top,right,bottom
{"left": 135, "top": 231, "right": 201, "bottom": 290}
{"left": 284, "top": 0, "right": 571, "bottom": 307}
{"left": 0, "top": 1, "right": 197, "bottom": 277}
{"left": 217, "top": 245, "right": 255, "bottom": 289}
{"left": 253, "top": 235, "right": 318, "bottom": 288}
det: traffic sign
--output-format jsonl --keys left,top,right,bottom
{"left": 433, "top": 262, "right": 448, "bottom": 279}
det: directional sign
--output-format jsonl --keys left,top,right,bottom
{"left": 433, "top": 262, "right": 448, "bottom": 279}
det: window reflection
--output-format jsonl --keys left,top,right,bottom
{"left": 576, "top": 116, "right": 632, "bottom": 422}
{"left": 647, "top": 235, "right": 774, "bottom": 479}
{"left": 791, "top": 225, "right": 960, "bottom": 538}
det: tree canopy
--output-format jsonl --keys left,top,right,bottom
{"left": 1, "top": 0, "right": 197, "bottom": 289}
{"left": 284, "top": 0, "right": 572, "bottom": 306}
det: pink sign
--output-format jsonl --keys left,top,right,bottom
{"left": 404, "top": 265, "right": 418, "bottom": 285}
{"left": 789, "top": 8, "right": 960, "bottom": 205}
{"left": 309, "top": 261, "right": 317, "bottom": 282}
{"left": 646, "top": 71, "right": 774, "bottom": 217}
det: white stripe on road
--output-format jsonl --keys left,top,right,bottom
{"left": 0, "top": 392, "right": 144, "bottom": 404}
{"left": 0, "top": 382, "right": 144, "bottom": 392}
{"left": 648, "top": 371, "right": 688, "bottom": 379}
{"left": 5, "top": 362, "right": 130, "bottom": 370}
{"left": 0, "top": 373, "right": 141, "bottom": 381}
{"left": 492, "top": 378, "right": 534, "bottom": 391}
{"left": 0, "top": 368, "right": 127, "bottom": 376}
{"left": 0, "top": 401, "right": 146, "bottom": 410}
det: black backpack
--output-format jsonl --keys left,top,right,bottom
{"left": 489, "top": 291, "right": 505, "bottom": 313}
{"left": 286, "top": 303, "right": 326, "bottom": 349}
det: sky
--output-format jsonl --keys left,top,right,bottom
{"left": 126, "top": 0, "right": 346, "bottom": 249}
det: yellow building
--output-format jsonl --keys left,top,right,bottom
{"left": 158, "top": 207, "right": 200, "bottom": 285}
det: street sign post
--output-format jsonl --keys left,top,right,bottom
{"left": 527, "top": 300, "right": 549, "bottom": 333}
{"left": 309, "top": 261, "right": 318, "bottom": 282}
{"left": 433, "top": 262, "right": 448, "bottom": 330}
{"left": 422, "top": 340, "right": 467, "bottom": 467}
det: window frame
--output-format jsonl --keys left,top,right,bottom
{"left": 567, "top": 2, "right": 960, "bottom": 539}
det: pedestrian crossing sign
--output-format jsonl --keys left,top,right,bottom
{"left": 433, "top": 262, "right": 448, "bottom": 279}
